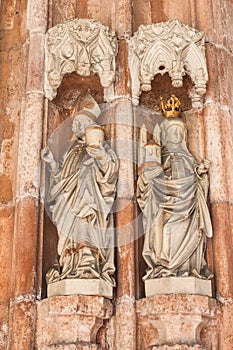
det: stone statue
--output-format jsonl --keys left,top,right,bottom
{"left": 137, "top": 95, "right": 213, "bottom": 283}
{"left": 42, "top": 93, "right": 119, "bottom": 293}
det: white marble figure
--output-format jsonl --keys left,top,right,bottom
{"left": 42, "top": 93, "right": 119, "bottom": 287}
{"left": 137, "top": 95, "right": 213, "bottom": 281}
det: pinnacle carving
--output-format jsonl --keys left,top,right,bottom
{"left": 129, "top": 19, "right": 208, "bottom": 108}
{"left": 44, "top": 18, "right": 117, "bottom": 100}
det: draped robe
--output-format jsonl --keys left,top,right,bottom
{"left": 137, "top": 146, "right": 213, "bottom": 280}
{"left": 46, "top": 139, "right": 119, "bottom": 286}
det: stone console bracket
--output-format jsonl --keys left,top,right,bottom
{"left": 136, "top": 294, "right": 217, "bottom": 350}
{"left": 36, "top": 295, "right": 113, "bottom": 349}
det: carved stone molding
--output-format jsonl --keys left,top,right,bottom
{"left": 44, "top": 18, "right": 117, "bottom": 100}
{"left": 129, "top": 20, "right": 208, "bottom": 108}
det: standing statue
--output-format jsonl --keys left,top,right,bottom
{"left": 42, "top": 93, "right": 119, "bottom": 290}
{"left": 137, "top": 95, "right": 213, "bottom": 282}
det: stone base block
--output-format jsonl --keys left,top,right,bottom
{"left": 136, "top": 294, "right": 217, "bottom": 349}
{"left": 48, "top": 279, "right": 113, "bottom": 299}
{"left": 145, "top": 277, "right": 212, "bottom": 297}
{"left": 36, "top": 295, "right": 113, "bottom": 348}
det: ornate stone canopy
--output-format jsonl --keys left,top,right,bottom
{"left": 129, "top": 19, "right": 208, "bottom": 108}
{"left": 44, "top": 18, "right": 118, "bottom": 100}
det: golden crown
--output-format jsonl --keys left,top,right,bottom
{"left": 160, "top": 95, "right": 181, "bottom": 118}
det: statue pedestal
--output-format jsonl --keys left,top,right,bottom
{"left": 36, "top": 295, "right": 113, "bottom": 349}
{"left": 47, "top": 278, "right": 113, "bottom": 299}
{"left": 136, "top": 294, "right": 217, "bottom": 349}
{"left": 145, "top": 277, "right": 212, "bottom": 297}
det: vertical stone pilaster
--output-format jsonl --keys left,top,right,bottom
{"left": 194, "top": 2, "right": 233, "bottom": 347}
{"left": 0, "top": 0, "right": 17, "bottom": 29}
{"left": 203, "top": 102, "right": 233, "bottom": 301}
{"left": 111, "top": 2, "right": 137, "bottom": 348}
{"left": 7, "top": 0, "right": 49, "bottom": 348}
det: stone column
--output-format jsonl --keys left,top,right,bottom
{"left": 192, "top": 1, "right": 233, "bottom": 349}
{"left": 192, "top": 0, "right": 233, "bottom": 302}
{"left": 111, "top": 1, "right": 137, "bottom": 349}
{"left": 6, "top": 0, "right": 48, "bottom": 348}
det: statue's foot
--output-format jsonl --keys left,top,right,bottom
{"left": 200, "top": 265, "right": 214, "bottom": 280}
{"left": 46, "top": 267, "right": 61, "bottom": 283}
{"left": 178, "top": 270, "right": 189, "bottom": 277}
{"left": 76, "top": 266, "right": 100, "bottom": 279}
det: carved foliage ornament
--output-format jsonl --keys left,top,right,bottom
{"left": 129, "top": 20, "right": 208, "bottom": 108}
{"left": 44, "top": 19, "right": 117, "bottom": 100}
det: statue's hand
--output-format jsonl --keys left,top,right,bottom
{"left": 41, "top": 146, "right": 57, "bottom": 170}
{"left": 197, "top": 158, "right": 211, "bottom": 175}
{"left": 144, "top": 164, "right": 163, "bottom": 181}
{"left": 86, "top": 144, "right": 106, "bottom": 161}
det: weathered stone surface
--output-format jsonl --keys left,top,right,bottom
{"left": 47, "top": 279, "right": 113, "bottom": 299}
{"left": 1, "top": 0, "right": 233, "bottom": 349}
{"left": 8, "top": 297, "right": 36, "bottom": 350}
{"left": 211, "top": 203, "right": 233, "bottom": 299}
{"left": 217, "top": 301, "right": 233, "bottom": 349}
{"left": 114, "top": 295, "right": 136, "bottom": 350}
{"left": 13, "top": 197, "right": 39, "bottom": 296}
{"left": 132, "top": 0, "right": 152, "bottom": 31}
{"left": 0, "top": 175, "right": 13, "bottom": 203}
{"left": 17, "top": 93, "right": 44, "bottom": 198}
{"left": 145, "top": 277, "right": 212, "bottom": 298}
{"left": 137, "top": 294, "right": 217, "bottom": 349}
{"left": 203, "top": 103, "right": 229, "bottom": 203}
{"left": 184, "top": 110, "right": 206, "bottom": 161}
{"left": 87, "top": 0, "right": 112, "bottom": 27}
{"left": 26, "top": 33, "right": 45, "bottom": 93}
{"left": 0, "top": 206, "right": 14, "bottom": 350}
{"left": 51, "top": 0, "right": 77, "bottom": 26}
{"left": 0, "top": 0, "right": 17, "bottom": 29}
{"left": 36, "top": 295, "right": 113, "bottom": 348}
{"left": 114, "top": 102, "right": 134, "bottom": 199}
{"left": 155, "top": 1, "right": 191, "bottom": 24}
{"left": 27, "top": 0, "right": 48, "bottom": 32}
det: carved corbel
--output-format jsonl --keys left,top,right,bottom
{"left": 44, "top": 18, "right": 117, "bottom": 100}
{"left": 129, "top": 20, "right": 208, "bottom": 108}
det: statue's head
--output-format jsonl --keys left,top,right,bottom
{"left": 71, "top": 92, "right": 101, "bottom": 138}
{"left": 160, "top": 117, "right": 187, "bottom": 147}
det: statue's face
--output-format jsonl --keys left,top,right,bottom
{"left": 165, "top": 124, "right": 184, "bottom": 144}
{"left": 72, "top": 115, "right": 95, "bottom": 139}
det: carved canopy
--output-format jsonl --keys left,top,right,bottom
{"left": 129, "top": 19, "right": 208, "bottom": 108}
{"left": 44, "top": 19, "right": 118, "bottom": 100}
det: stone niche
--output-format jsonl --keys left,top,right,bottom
{"left": 42, "top": 18, "right": 117, "bottom": 299}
